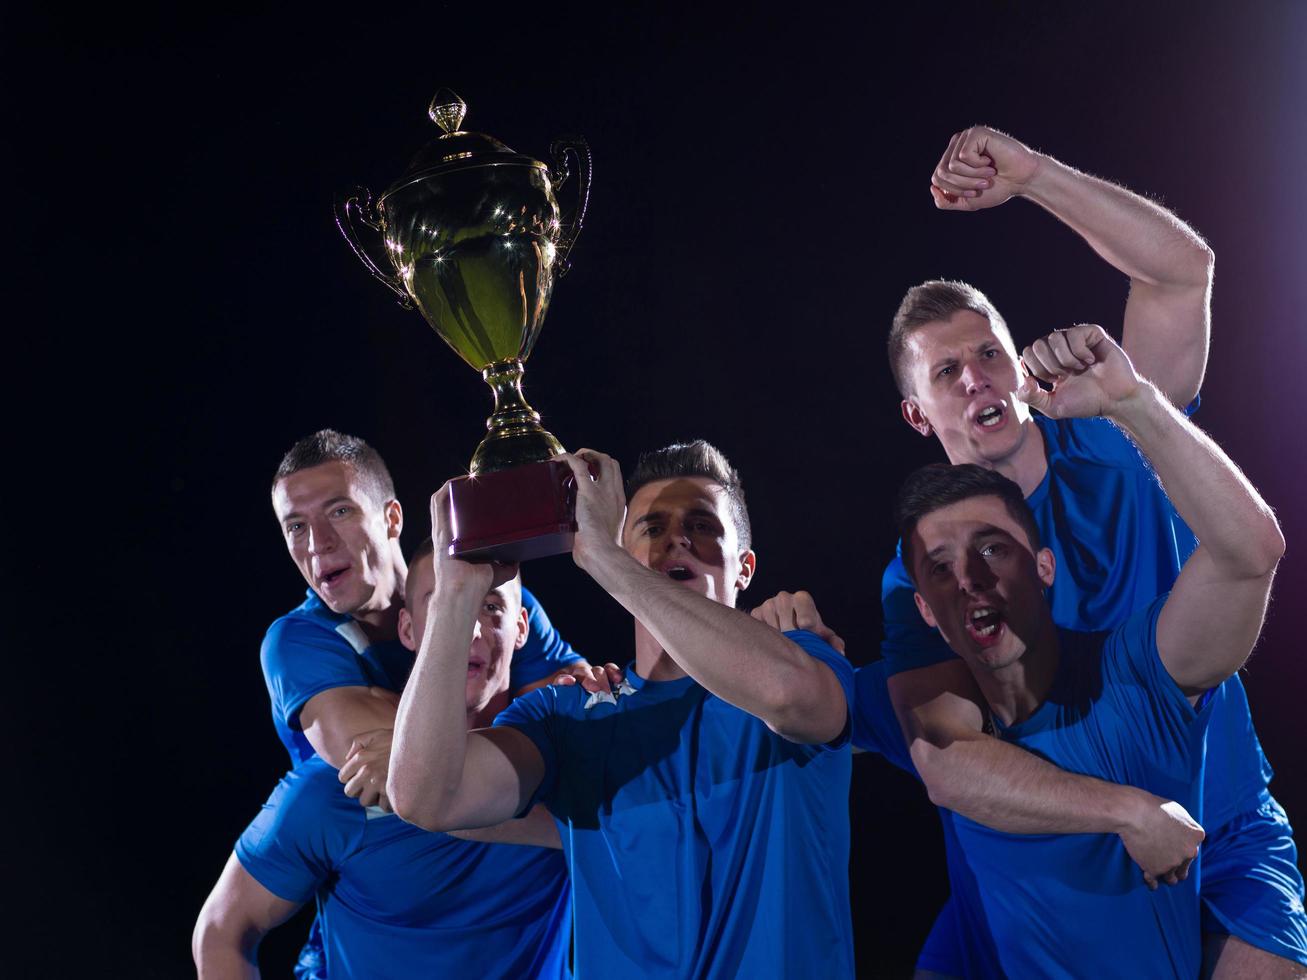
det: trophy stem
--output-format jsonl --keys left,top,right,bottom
{"left": 470, "top": 358, "right": 565, "bottom": 475}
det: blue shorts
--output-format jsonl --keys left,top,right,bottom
{"left": 1201, "top": 796, "right": 1307, "bottom": 968}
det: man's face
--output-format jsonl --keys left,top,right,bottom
{"left": 622, "top": 477, "right": 755, "bottom": 608}
{"left": 272, "top": 461, "right": 401, "bottom": 618}
{"left": 901, "top": 310, "right": 1032, "bottom": 467}
{"left": 400, "top": 553, "right": 527, "bottom": 716}
{"left": 908, "top": 494, "right": 1055, "bottom": 673}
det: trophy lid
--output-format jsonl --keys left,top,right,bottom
{"left": 379, "top": 89, "right": 545, "bottom": 204}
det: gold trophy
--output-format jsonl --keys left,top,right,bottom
{"left": 336, "top": 89, "right": 590, "bottom": 561}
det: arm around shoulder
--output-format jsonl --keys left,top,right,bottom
{"left": 889, "top": 660, "right": 1176, "bottom": 842}
{"left": 299, "top": 685, "right": 399, "bottom": 769}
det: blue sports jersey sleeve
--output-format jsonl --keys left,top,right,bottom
{"left": 1099, "top": 594, "right": 1211, "bottom": 749}
{"left": 261, "top": 616, "right": 373, "bottom": 733}
{"left": 234, "top": 760, "right": 364, "bottom": 905}
{"left": 1034, "top": 396, "right": 1196, "bottom": 475}
{"left": 492, "top": 685, "right": 565, "bottom": 813}
{"left": 880, "top": 551, "right": 958, "bottom": 677}
{"left": 511, "top": 587, "right": 584, "bottom": 691}
{"left": 1046, "top": 414, "right": 1156, "bottom": 470}
{"left": 786, "top": 629, "right": 856, "bottom": 750}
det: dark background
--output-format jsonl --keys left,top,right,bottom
{"left": 8, "top": 3, "right": 1306, "bottom": 976}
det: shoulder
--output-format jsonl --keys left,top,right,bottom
{"left": 262, "top": 601, "right": 344, "bottom": 652}
{"left": 271, "top": 758, "right": 356, "bottom": 815}
{"left": 881, "top": 549, "right": 914, "bottom": 595}
{"left": 1035, "top": 413, "right": 1148, "bottom": 472}
{"left": 260, "top": 604, "right": 354, "bottom": 669}
{"left": 787, "top": 630, "right": 852, "bottom": 681}
{"left": 236, "top": 760, "right": 359, "bottom": 900}
{"left": 1107, "top": 595, "right": 1167, "bottom": 653}
{"left": 881, "top": 551, "right": 917, "bottom": 603}
{"left": 495, "top": 683, "right": 588, "bottom": 728}
{"left": 1096, "top": 596, "right": 1176, "bottom": 695}
{"left": 243, "top": 760, "right": 358, "bottom": 851}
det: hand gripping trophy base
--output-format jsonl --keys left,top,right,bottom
{"left": 447, "top": 358, "right": 578, "bottom": 562}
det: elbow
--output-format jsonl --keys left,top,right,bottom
{"left": 387, "top": 773, "right": 452, "bottom": 832}
{"left": 190, "top": 912, "right": 209, "bottom": 970}
{"left": 1175, "top": 238, "right": 1214, "bottom": 289}
{"left": 1246, "top": 512, "right": 1286, "bottom": 577}
{"left": 1193, "top": 240, "right": 1215, "bottom": 285}
{"left": 1263, "top": 525, "right": 1287, "bottom": 574}
{"left": 1265, "top": 517, "right": 1287, "bottom": 568}
{"left": 909, "top": 738, "right": 961, "bottom": 810}
{"left": 763, "top": 661, "right": 845, "bottom": 744}
{"left": 192, "top": 908, "right": 251, "bottom": 974}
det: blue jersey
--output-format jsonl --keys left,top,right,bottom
{"left": 954, "top": 599, "right": 1213, "bottom": 978}
{"left": 236, "top": 758, "right": 572, "bottom": 979}
{"left": 495, "top": 630, "right": 857, "bottom": 979}
{"left": 261, "top": 585, "right": 583, "bottom": 765}
{"left": 876, "top": 414, "right": 1273, "bottom": 820}
{"left": 863, "top": 413, "right": 1276, "bottom": 978}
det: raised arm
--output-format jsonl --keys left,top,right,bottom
{"left": 1020, "top": 325, "right": 1284, "bottom": 694}
{"left": 193, "top": 854, "right": 301, "bottom": 979}
{"left": 931, "top": 125, "right": 1213, "bottom": 406}
{"left": 560, "top": 451, "right": 848, "bottom": 746}
{"left": 387, "top": 486, "right": 547, "bottom": 832}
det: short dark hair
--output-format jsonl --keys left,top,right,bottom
{"left": 272, "top": 429, "right": 395, "bottom": 507}
{"left": 888, "top": 279, "right": 1011, "bottom": 397}
{"left": 895, "top": 463, "right": 1042, "bottom": 581}
{"left": 410, "top": 535, "right": 436, "bottom": 568}
{"left": 625, "top": 440, "right": 752, "bottom": 550}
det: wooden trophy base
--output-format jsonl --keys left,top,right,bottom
{"left": 447, "top": 457, "right": 578, "bottom": 562}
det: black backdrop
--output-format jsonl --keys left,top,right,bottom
{"left": 9, "top": 3, "right": 1307, "bottom": 976}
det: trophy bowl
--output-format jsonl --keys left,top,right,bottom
{"left": 336, "top": 89, "right": 591, "bottom": 561}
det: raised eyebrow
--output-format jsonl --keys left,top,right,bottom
{"left": 632, "top": 511, "right": 665, "bottom": 527}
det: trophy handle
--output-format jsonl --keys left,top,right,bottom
{"left": 334, "top": 187, "right": 413, "bottom": 307}
{"left": 547, "top": 137, "right": 591, "bottom": 276}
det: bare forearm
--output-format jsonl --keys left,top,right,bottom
{"left": 585, "top": 547, "right": 844, "bottom": 742}
{"left": 194, "top": 933, "right": 260, "bottom": 980}
{"left": 1110, "top": 384, "right": 1284, "bottom": 574}
{"left": 389, "top": 588, "right": 483, "bottom": 826}
{"left": 912, "top": 730, "right": 1138, "bottom": 834}
{"left": 302, "top": 691, "right": 398, "bottom": 769}
{"left": 1023, "top": 156, "right": 1213, "bottom": 289}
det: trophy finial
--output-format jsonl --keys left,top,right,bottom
{"left": 429, "top": 89, "right": 467, "bottom": 134}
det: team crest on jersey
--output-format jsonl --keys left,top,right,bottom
{"left": 584, "top": 679, "right": 636, "bottom": 709}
